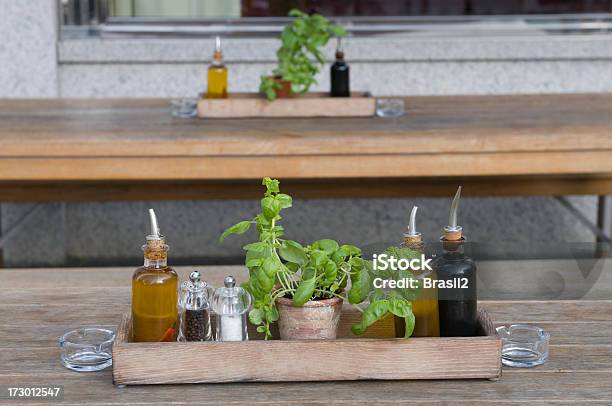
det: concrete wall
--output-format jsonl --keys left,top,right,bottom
{"left": 0, "top": 2, "right": 603, "bottom": 267}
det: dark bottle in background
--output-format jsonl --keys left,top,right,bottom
{"left": 433, "top": 187, "right": 478, "bottom": 337}
{"left": 330, "top": 38, "right": 350, "bottom": 97}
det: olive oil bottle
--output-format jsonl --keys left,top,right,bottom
{"left": 207, "top": 36, "right": 228, "bottom": 99}
{"left": 396, "top": 206, "right": 440, "bottom": 337}
{"left": 433, "top": 187, "right": 478, "bottom": 337}
{"left": 131, "top": 209, "right": 178, "bottom": 342}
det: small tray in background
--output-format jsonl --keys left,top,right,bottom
{"left": 112, "top": 307, "right": 501, "bottom": 385}
{"left": 197, "top": 92, "right": 376, "bottom": 118}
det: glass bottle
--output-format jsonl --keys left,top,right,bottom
{"left": 399, "top": 206, "right": 440, "bottom": 337}
{"left": 211, "top": 276, "right": 251, "bottom": 342}
{"left": 433, "top": 187, "right": 478, "bottom": 337}
{"left": 131, "top": 209, "right": 178, "bottom": 342}
{"left": 178, "top": 271, "right": 212, "bottom": 342}
{"left": 207, "top": 36, "right": 228, "bottom": 99}
{"left": 330, "top": 37, "right": 350, "bottom": 97}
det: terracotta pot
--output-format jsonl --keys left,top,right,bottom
{"left": 276, "top": 296, "right": 343, "bottom": 340}
{"left": 267, "top": 76, "right": 293, "bottom": 99}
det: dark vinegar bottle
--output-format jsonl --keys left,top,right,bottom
{"left": 330, "top": 38, "right": 350, "bottom": 97}
{"left": 433, "top": 187, "right": 478, "bottom": 337}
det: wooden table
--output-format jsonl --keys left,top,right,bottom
{"left": 2, "top": 262, "right": 612, "bottom": 405}
{"left": 2, "top": 94, "right": 612, "bottom": 201}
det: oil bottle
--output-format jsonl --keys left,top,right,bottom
{"left": 207, "top": 36, "right": 228, "bottom": 99}
{"left": 433, "top": 187, "right": 478, "bottom": 337}
{"left": 131, "top": 209, "right": 179, "bottom": 342}
{"left": 330, "top": 37, "right": 350, "bottom": 97}
{"left": 396, "top": 206, "right": 440, "bottom": 337}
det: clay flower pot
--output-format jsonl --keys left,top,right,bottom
{"left": 276, "top": 296, "right": 343, "bottom": 340}
{"left": 267, "top": 76, "right": 293, "bottom": 98}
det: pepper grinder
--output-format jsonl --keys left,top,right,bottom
{"left": 178, "top": 271, "right": 212, "bottom": 342}
{"left": 211, "top": 276, "right": 252, "bottom": 341}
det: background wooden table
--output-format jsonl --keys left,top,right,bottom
{"left": 2, "top": 262, "right": 612, "bottom": 405}
{"left": 2, "top": 94, "right": 612, "bottom": 202}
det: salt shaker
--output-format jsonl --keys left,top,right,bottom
{"left": 211, "top": 275, "right": 251, "bottom": 341}
{"left": 178, "top": 271, "right": 212, "bottom": 342}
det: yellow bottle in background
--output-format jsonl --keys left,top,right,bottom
{"left": 207, "top": 36, "right": 228, "bottom": 99}
{"left": 397, "top": 206, "right": 440, "bottom": 338}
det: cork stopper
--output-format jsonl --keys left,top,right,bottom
{"left": 143, "top": 208, "right": 168, "bottom": 261}
{"left": 403, "top": 206, "right": 423, "bottom": 251}
{"left": 442, "top": 186, "right": 463, "bottom": 241}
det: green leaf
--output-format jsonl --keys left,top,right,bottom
{"left": 262, "top": 177, "right": 280, "bottom": 194}
{"left": 323, "top": 261, "right": 338, "bottom": 285}
{"left": 219, "top": 220, "right": 251, "bottom": 242}
{"left": 249, "top": 308, "right": 264, "bottom": 325}
{"left": 261, "top": 196, "right": 281, "bottom": 220}
{"left": 254, "top": 267, "right": 274, "bottom": 292}
{"left": 389, "top": 298, "right": 413, "bottom": 318}
{"left": 351, "top": 300, "right": 389, "bottom": 336}
{"left": 309, "top": 249, "right": 328, "bottom": 268}
{"left": 256, "top": 326, "right": 266, "bottom": 333}
{"left": 292, "top": 273, "right": 316, "bottom": 306}
{"left": 342, "top": 244, "right": 362, "bottom": 257}
{"left": 265, "top": 306, "right": 280, "bottom": 322}
{"left": 276, "top": 193, "right": 292, "bottom": 209}
{"left": 314, "top": 239, "right": 339, "bottom": 255}
{"left": 403, "top": 312, "right": 416, "bottom": 338}
{"left": 262, "top": 256, "right": 280, "bottom": 278}
{"left": 246, "top": 258, "right": 264, "bottom": 268}
{"left": 348, "top": 268, "right": 371, "bottom": 304}
{"left": 242, "top": 241, "right": 267, "bottom": 252}
{"left": 279, "top": 240, "right": 308, "bottom": 266}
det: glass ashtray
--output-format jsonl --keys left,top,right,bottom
{"left": 59, "top": 328, "right": 115, "bottom": 372}
{"left": 376, "top": 98, "right": 405, "bottom": 117}
{"left": 170, "top": 98, "right": 198, "bottom": 118}
{"left": 496, "top": 324, "right": 549, "bottom": 368}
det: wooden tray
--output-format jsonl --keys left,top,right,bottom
{"left": 197, "top": 92, "right": 376, "bottom": 118}
{"left": 113, "top": 307, "right": 501, "bottom": 385}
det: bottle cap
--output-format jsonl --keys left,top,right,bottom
{"left": 224, "top": 275, "right": 236, "bottom": 288}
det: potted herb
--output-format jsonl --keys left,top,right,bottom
{"left": 260, "top": 9, "right": 346, "bottom": 101}
{"left": 219, "top": 177, "right": 364, "bottom": 340}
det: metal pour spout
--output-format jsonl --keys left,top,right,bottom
{"left": 403, "top": 206, "right": 422, "bottom": 247}
{"left": 443, "top": 186, "right": 463, "bottom": 241}
{"left": 147, "top": 208, "right": 162, "bottom": 240}
{"left": 215, "top": 36, "right": 222, "bottom": 53}
{"left": 406, "top": 206, "right": 419, "bottom": 236}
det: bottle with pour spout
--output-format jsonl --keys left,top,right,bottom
{"left": 330, "top": 37, "right": 350, "bottom": 97}
{"left": 131, "top": 209, "right": 179, "bottom": 342}
{"left": 397, "top": 206, "right": 440, "bottom": 337}
{"left": 207, "top": 36, "right": 228, "bottom": 99}
{"left": 433, "top": 187, "right": 478, "bottom": 337}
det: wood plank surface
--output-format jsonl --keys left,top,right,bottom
{"left": 2, "top": 94, "right": 612, "bottom": 187}
{"left": 1, "top": 262, "right": 611, "bottom": 404}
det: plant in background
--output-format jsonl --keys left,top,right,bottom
{"left": 348, "top": 246, "right": 419, "bottom": 338}
{"left": 219, "top": 177, "right": 363, "bottom": 339}
{"left": 260, "top": 9, "right": 346, "bottom": 101}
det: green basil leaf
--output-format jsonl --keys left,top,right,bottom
{"left": 279, "top": 240, "right": 308, "bottom": 266}
{"left": 403, "top": 312, "right": 416, "bottom": 338}
{"left": 262, "top": 256, "right": 279, "bottom": 278}
{"left": 249, "top": 308, "right": 264, "bottom": 325}
{"left": 262, "top": 177, "right": 280, "bottom": 194}
{"left": 351, "top": 300, "right": 389, "bottom": 336}
{"left": 341, "top": 244, "right": 362, "bottom": 257}
{"left": 309, "top": 249, "right": 328, "bottom": 268}
{"left": 389, "top": 298, "right": 413, "bottom": 318}
{"left": 348, "top": 268, "right": 371, "bottom": 304}
{"left": 219, "top": 220, "right": 251, "bottom": 242}
{"left": 314, "top": 239, "right": 339, "bottom": 255}
{"left": 261, "top": 196, "right": 281, "bottom": 220}
{"left": 292, "top": 273, "right": 316, "bottom": 307}
{"left": 242, "top": 241, "right": 268, "bottom": 252}
{"left": 323, "top": 261, "right": 338, "bottom": 285}
{"left": 275, "top": 193, "right": 292, "bottom": 209}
